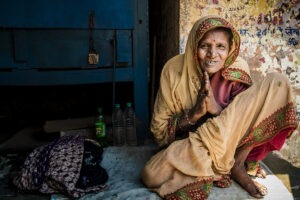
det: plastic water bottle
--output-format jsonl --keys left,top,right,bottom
{"left": 112, "top": 104, "right": 125, "bottom": 146}
{"left": 124, "top": 102, "right": 137, "bottom": 146}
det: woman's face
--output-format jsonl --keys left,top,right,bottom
{"left": 197, "top": 29, "right": 231, "bottom": 76}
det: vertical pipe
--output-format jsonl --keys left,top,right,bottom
{"left": 112, "top": 30, "right": 116, "bottom": 107}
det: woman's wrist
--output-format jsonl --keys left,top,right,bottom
{"left": 177, "top": 110, "right": 197, "bottom": 131}
{"left": 186, "top": 110, "right": 196, "bottom": 125}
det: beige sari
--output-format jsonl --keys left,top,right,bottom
{"left": 142, "top": 16, "right": 298, "bottom": 199}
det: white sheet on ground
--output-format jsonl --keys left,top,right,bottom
{"left": 78, "top": 145, "right": 293, "bottom": 200}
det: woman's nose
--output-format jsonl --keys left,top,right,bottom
{"left": 208, "top": 47, "right": 217, "bottom": 57}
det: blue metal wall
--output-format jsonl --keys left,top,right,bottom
{"left": 0, "top": 0, "right": 134, "bottom": 29}
{"left": 0, "top": 0, "right": 149, "bottom": 139}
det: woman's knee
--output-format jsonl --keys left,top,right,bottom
{"left": 141, "top": 165, "right": 157, "bottom": 187}
{"left": 141, "top": 162, "right": 172, "bottom": 188}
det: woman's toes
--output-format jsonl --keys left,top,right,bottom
{"left": 257, "top": 167, "right": 267, "bottom": 179}
{"left": 244, "top": 182, "right": 263, "bottom": 198}
{"left": 254, "top": 181, "right": 268, "bottom": 196}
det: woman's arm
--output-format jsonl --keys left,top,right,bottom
{"left": 151, "top": 59, "right": 206, "bottom": 147}
{"left": 151, "top": 87, "right": 176, "bottom": 147}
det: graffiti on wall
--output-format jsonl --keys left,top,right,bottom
{"left": 180, "top": 0, "right": 300, "bottom": 118}
{"left": 180, "top": 0, "right": 299, "bottom": 82}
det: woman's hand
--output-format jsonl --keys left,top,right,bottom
{"left": 183, "top": 71, "right": 223, "bottom": 126}
{"left": 203, "top": 71, "right": 223, "bottom": 116}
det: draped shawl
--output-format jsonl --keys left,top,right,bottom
{"left": 151, "top": 16, "right": 252, "bottom": 146}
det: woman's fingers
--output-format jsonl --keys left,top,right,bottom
{"left": 204, "top": 71, "right": 210, "bottom": 97}
{"left": 197, "top": 71, "right": 210, "bottom": 102}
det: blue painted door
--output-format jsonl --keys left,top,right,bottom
{"left": 0, "top": 0, "right": 149, "bottom": 141}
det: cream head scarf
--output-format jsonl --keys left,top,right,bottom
{"left": 151, "top": 16, "right": 252, "bottom": 146}
{"left": 174, "top": 15, "right": 251, "bottom": 111}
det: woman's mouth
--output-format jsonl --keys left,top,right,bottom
{"left": 205, "top": 60, "right": 218, "bottom": 66}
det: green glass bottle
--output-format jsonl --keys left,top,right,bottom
{"left": 95, "top": 108, "right": 107, "bottom": 147}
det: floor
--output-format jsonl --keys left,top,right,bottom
{"left": 0, "top": 125, "right": 299, "bottom": 199}
{"left": 0, "top": 126, "right": 54, "bottom": 200}
{"left": 263, "top": 152, "right": 300, "bottom": 199}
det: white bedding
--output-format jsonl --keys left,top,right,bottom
{"left": 77, "top": 145, "right": 293, "bottom": 200}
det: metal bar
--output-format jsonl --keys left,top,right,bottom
{"left": 0, "top": 68, "right": 134, "bottom": 86}
{"left": 112, "top": 30, "right": 117, "bottom": 106}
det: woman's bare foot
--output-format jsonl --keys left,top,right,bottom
{"left": 231, "top": 147, "right": 266, "bottom": 198}
{"left": 246, "top": 161, "right": 267, "bottom": 178}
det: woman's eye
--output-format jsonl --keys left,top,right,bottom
{"left": 199, "top": 44, "right": 208, "bottom": 49}
{"left": 217, "top": 44, "right": 227, "bottom": 50}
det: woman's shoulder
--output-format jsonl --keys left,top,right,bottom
{"left": 162, "top": 54, "right": 184, "bottom": 72}
{"left": 222, "top": 56, "right": 253, "bottom": 85}
{"left": 229, "top": 57, "right": 250, "bottom": 70}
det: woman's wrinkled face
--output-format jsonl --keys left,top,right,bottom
{"left": 197, "top": 29, "right": 231, "bottom": 76}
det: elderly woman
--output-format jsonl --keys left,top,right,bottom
{"left": 141, "top": 16, "right": 298, "bottom": 199}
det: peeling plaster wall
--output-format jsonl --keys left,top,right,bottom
{"left": 180, "top": 0, "right": 299, "bottom": 85}
{"left": 179, "top": 0, "right": 300, "bottom": 118}
{"left": 180, "top": 0, "right": 300, "bottom": 166}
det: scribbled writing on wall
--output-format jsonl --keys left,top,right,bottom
{"left": 180, "top": 0, "right": 300, "bottom": 115}
{"left": 239, "top": 27, "right": 299, "bottom": 46}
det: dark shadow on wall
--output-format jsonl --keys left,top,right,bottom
{"left": 149, "top": 0, "right": 179, "bottom": 114}
{"left": 0, "top": 83, "right": 134, "bottom": 126}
